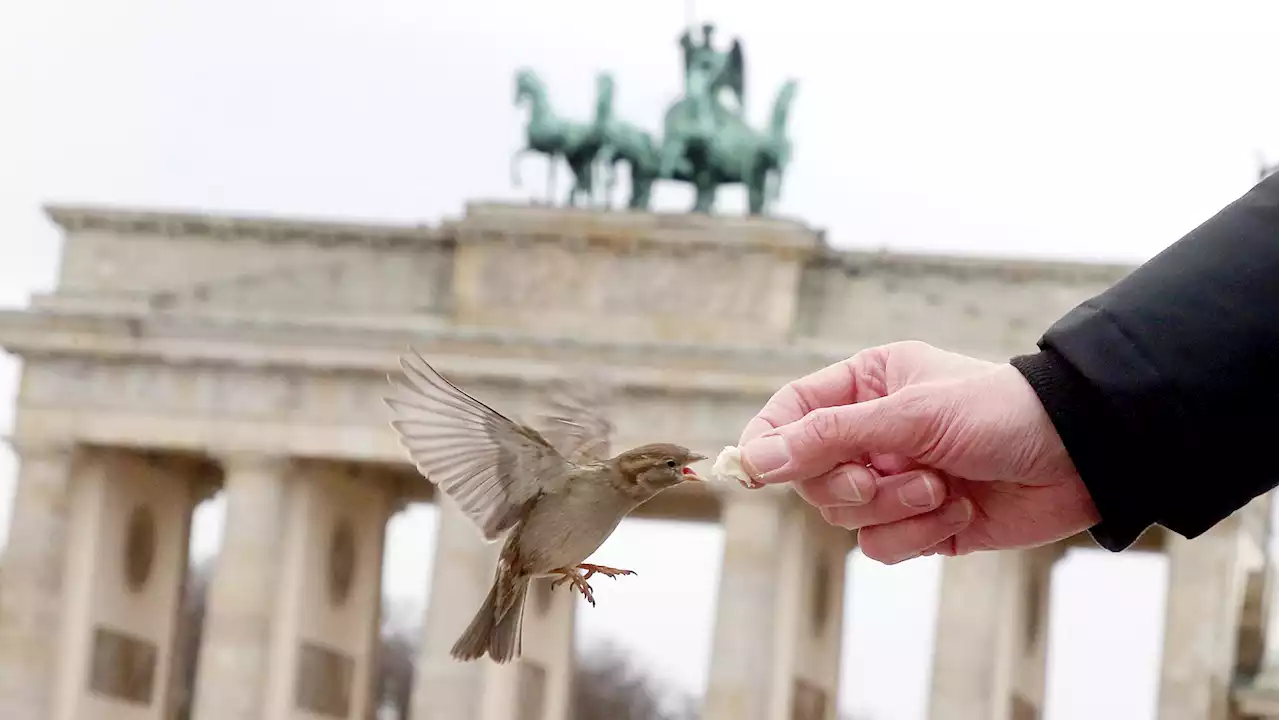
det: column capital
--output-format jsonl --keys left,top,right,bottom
{"left": 387, "top": 493, "right": 411, "bottom": 518}
{"left": 2, "top": 434, "right": 77, "bottom": 464}
{"left": 193, "top": 474, "right": 222, "bottom": 505}
{"left": 213, "top": 449, "right": 293, "bottom": 477}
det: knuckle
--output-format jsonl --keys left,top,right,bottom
{"left": 891, "top": 388, "right": 937, "bottom": 424}
{"left": 799, "top": 406, "right": 848, "bottom": 447}
{"left": 885, "top": 389, "right": 951, "bottom": 458}
{"left": 776, "top": 372, "right": 821, "bottom": 409}
{"left": 892, "top": 339, "right": 933, "bottom": 354}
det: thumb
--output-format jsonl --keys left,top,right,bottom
{"left": 738, "top": 389, "right": 947, "bottom": 486}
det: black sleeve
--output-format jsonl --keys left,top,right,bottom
{"left": 1010, "top": 173, "right": 1278, "bottom": 552}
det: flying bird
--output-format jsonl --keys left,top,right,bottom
{"left": 383, "top": 348, "right": 705, "bottom": 663}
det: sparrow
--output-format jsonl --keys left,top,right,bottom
{"left": 383, "top": 347, "right": 705, "bottom": 663}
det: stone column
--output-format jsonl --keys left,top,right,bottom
{"left": 259, "top": 460, "right": 393, "bottom": 720}
{"left": 1233, "top": 547, "right": 1280, "bottom": 718}
{"left": 411, "top": 501, "right": 497, "bottom": 720}
{"left": 412, "top": 499, "right": 578, "bottom": 720}
{"left": 1157, "top": 513, "right": 1252, "bottom": 720}
{"left": 1251, "top": 493, "right": 1278, "bottom": 686}
{"left": 1254, "top": 530, "right": 1280, "bottom": 707}
{"left": 0, "top": 438, "right": 76, "bottom": 719}
{"left": 1010, "top": 545, "right": 1058, "bottom": 720}
{"left": 927, "top": 544, "right": 1060, "bottom": 720}
{"left": 703, "top": 488, "right": 852, "bottom": 720}
{"left": 192, "top": 452, "right": 291, "bottom": 720}
{"left": 480, "top": 576, "right": 577, "bottom": 720}
{"left": 58, "top": 450, "right": 200, "bottom": 720}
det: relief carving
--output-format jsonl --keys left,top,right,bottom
{"left": 680, "top": 250, "right": 771, "bottom": 319}
{"left": 790, "top": 678, "right": 827, "bottom": 720}
{"left": 1023, "top": 570, "right": 1044, "bottom": 652}
{"left": 294, "top": 641, "right": 354, "bottom": 718}
{"left": 811, "top": 556, "right": 831, "bottom": 637}
{"left": 328, "top": 517, "right": 357, "bottom": 608}
{"left": 471, "top": 241, "right": 771, "bottom": 320}
{"left": 123, "top": 503, "right": 157, "bottom": 594}
{"left": 87, "top": 625, "right": 157, "bottom": 705}
{"left": 149, "top": 250, "right": 453, "bottom": 316}
{"left": 477, "top": 245, "right": 576, "bottom": 310}
{"left": 1011, "top": 695, "right": 1039, "bottom": 720}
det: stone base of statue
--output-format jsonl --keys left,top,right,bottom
{"left": 450, "top": 202, "right": 825, "bottom": 347}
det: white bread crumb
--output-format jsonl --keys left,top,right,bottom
{"left": 710, "top": 445, "right": 753, "bottom": 487}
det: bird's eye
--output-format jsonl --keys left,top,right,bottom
{"left": 666, "top": 459, "right": 677, "bottom": 468}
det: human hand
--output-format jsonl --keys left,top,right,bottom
{"left": 737, "top": 341, "right": 1099, "bottom": 563}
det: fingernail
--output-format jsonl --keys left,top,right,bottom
{"left": 741, "top": 435, "right": 790, "bottom": 478}
{"left": 898, "top": 475, "right": 937, "bottom": 508}
{"left": 831, "top": 468, "right": 865, "bottom": 503}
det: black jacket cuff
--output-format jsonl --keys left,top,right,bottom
{"left": 1010, "top": 348, "right": 1153, "bottom": 551}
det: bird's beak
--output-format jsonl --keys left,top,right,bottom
{"left": 682, "top": 453, "right": 707, "bottom": 481}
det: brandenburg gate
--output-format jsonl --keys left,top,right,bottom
{"left": 0, "top": 202, "right": 1275, "bottom": 720}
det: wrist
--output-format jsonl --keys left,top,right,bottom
{"left": 1001, "top": 360, "right": 1101, "bottom": 525}
{"left": 1009, "top": 348, "right": 1153, "bottom": 551}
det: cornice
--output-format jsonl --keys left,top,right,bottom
{"left": 43, "top": 203, "right": 457, "bottom": 250}
{"left": 0, "top": 307, "right": 848, "bottom": 395}
{"left": 41, "top": 201, "right": 1136, "bottom": 285}
{"left": 808, "top": 244, "right": 1136, "bottom": 285}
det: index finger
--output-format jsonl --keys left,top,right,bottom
{"left": 738, "top": 357, "right": 865, "bottom": 445}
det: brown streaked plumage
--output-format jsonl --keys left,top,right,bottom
{"left": 383, "top": 347, "right": 704, "bottom": 663}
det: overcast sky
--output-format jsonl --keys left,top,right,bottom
{"left": 1, "top": 1, "right": 1276, "bottom": 718}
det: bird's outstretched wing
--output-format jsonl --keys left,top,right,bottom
{"left": 384, "top": 347, "right": 574, "bottom": 542}
{"left": 537, "top": 375, "right": 615, "bottom": 466}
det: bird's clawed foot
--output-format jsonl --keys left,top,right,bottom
{"left": 548, "top": 564, "right": 637, "bottom": 606}
{"left": 550, "top": 567, "right": 597, "bottom": 606}
{"left": 577, "top": 563, "right": 636, "bottom": 581}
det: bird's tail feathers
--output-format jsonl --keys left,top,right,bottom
{"left": 488, "top": 581, "right": 528, "bottom": 662}
{"left": 450, "top": 573, "right": 529, "bottom": 663}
